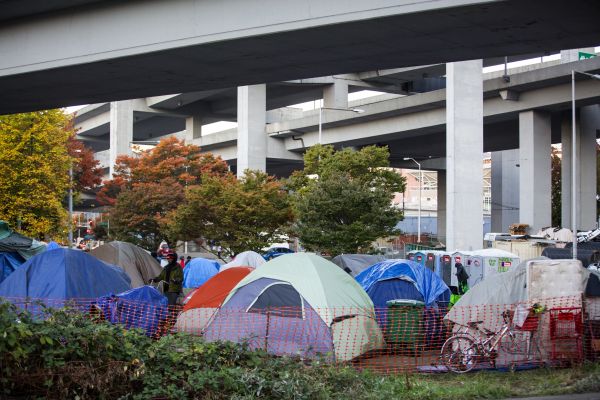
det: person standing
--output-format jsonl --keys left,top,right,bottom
{"left": 151, "top": 251, "right": 183, "bottom": 306}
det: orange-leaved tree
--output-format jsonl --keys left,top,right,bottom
{"left": 100, "top": 137, "right": 230, "bottom": 250}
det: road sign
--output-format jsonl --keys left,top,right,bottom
{"left": 579, "top": 52, "right": 597, "bottom": 60}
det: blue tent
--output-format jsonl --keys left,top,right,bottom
{"left": 95, "top": 286, "right": 168, "bottom": 336}
{"left": 356, "top": 259, "right": 450, "bottom": 307}
{"left": 0, "top": 252, "right": 25, "bottom": 284}
{"left": 46, "top": 241, "right": 61, "bottom": 250}
{"left": 356, "top": 259, "right": 450, "bottom": 343}
{"left": 183, "top": 258, "right": 219, "bottom": 288}
{"left": 0, "top": 248, "right": 131, "bottom": 300}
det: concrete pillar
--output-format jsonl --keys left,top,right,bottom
{"left": 579, "top": 105, "right": 599, "bottom": 229}
{"left": 519, "top": 111, "right": 552, "bottom": 233}
{"left": 561, "top": 106, "right": 599, "bottom": 230}
{"left": 109, "top": 100, "right": 134, "bottom": 177}
{"left": 237, "top": 84, "right": 267, "bottom": 177}
{"left": 437, "top": 170, "right": 446, "bottom": 244}
{"left": 491, "top": 149, "right": 520, "bottom": 232}
{"left": 323, "top": 78, "right": 348, "bottom": 109}
{"left": 446, "top": 60, "right": 483, "bottom": 251}
{"left": 560, "top": 48, "right": 596, "bottom": 63}
{"left": 185, "top": 116, "right": 202, "bottom": 143}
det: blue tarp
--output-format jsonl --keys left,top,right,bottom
{"left": 356, "top": 259, "right": 450, "bottom": 307}
{"left": 183, "top": 258, "right": 219, "bottom": 288}
{"left": 0, "top": 248, "right": 131, "bottom": 300}
{"left": 356, "top": 260, "right": 451, "bottom": 343}
{"left": 95, "top": 286, "right": 168, "bottom": 336}
{"left": 0, "top": 252, "right": 25, "bottom": 284}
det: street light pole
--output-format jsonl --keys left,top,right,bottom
{"left": 68, "top": 165, "right": 73, "bottom": 248}
{"left": 571, "top": 70, "right": 600, "bottom": 260}
{"left": 404, "top": 157, "right": 422, "bottom": 243}
{"left": 317, "top": 106, "right": 364, "bottom": 145}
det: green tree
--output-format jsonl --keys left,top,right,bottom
{"left": 290, "top": 144, "right": 405, "bottom": 255}
{"left": 551, "top": 146, "right": 561, "bottom": 227}
{"left": 0, "top": 110, "right": 74, "bottom": 238}
{"left": 166, "top": 170, "right": 293, "bottom": 258}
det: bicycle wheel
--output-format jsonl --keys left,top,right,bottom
{"left": 440, "top": 334, "right": 479, "bottom": 373}
{"left": 499, "top": 330, "right": 529, "bottom": 355}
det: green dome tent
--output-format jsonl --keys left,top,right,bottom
{"left": 204, "top": 253, "right": 385, "bottom": 361}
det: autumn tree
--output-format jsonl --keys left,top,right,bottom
{"left": 165, "top": 170, "right": 293, "bottom": 258}
{"left": 290, "top": 145, "right": 405, "bottom": 255}
{"left": 101, "top": 137, "right": 229, "bottom": 250}
{"left": 0, "top": 110, "right": 74, "bottom": 238}
{"left": 67, "top": 135, "right": 103, "bottom": 193}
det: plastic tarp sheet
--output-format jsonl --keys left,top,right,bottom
{"left": 183, "top": 258, "right": 219, "bottom": 288}
{"left": 0, "top": 252, "right": 25, "bottom": 284}
{"left": 91, "top": 241, "right": 162, "bottom": 288}
{"left": 331, "top": 254, "right": 387, "bottom": 276}
{"left": 0, "top": 248, "right": 131, "bottom": 300}
{"left": 95, "top": 286, "right": 168, "bottom": 336}
{"left": 221, "top": 251, "right": 265, "bottom": 270}
{"left": 0, "top": 221, "right": 46, "bottom": 259}
{"left": 355, "top": 259, "right": 450, "bottom": 307}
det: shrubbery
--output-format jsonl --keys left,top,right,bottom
{"left": 0, "top": 301, "right": 373, "bottom": 399}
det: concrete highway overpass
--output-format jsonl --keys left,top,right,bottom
{"left": 1, "top": 0, "right": 600, "bottom": 113}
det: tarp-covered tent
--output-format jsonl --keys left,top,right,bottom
{"left": 445, "top": 258, "right": 591, "bottom": 365}
{"left": 46, "top": 241, "right": 61, "bottom": 250}
{"left": 356, "top": 259, "right": 450, "bottom": 341}
{"left": 176, "top": 266, "right": 253, "bottom": 334}
{"left": 0, "top": 252, "right": 25, "bottom": 284}
{"left": 0, "top": 248, "right": 131, "bottom": 300}
{"left": 0, "top": 221, "right": 46, "bottom": 259}
{"left": 91, "top": 241, "right": 162, "bottom": 288}
{"left": 95, "top": 286, "right": 168, "bottom": 336}
{"left": 221, "top": 251, "right": 264, "bottom": 270}
{"left": 331, "top": 254, "right": 387, "bottom": 276}
{"left": 183, "top": 258, "right": 219, "bottom": 288}
{"left": 204, "top": 253, "right": 384, "bottom": 361}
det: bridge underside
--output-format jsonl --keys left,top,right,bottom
{"left": 1, "top": 0, "right": 600, "bottom": 113}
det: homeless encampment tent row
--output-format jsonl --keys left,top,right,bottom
{"left": 91, "top": 241, "right": 162, "bottom": 288}
{"left": 203, "top": 253, "right": 385, "bottom": 361}
{"left": 0, "top": 248, "right": 131, "bottom": 308}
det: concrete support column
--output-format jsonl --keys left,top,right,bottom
{"left": 519, "top": 111, "right": 552, "bottom": 233}
{"left": 561, "top": 106, "right": 599, "bottom": 230}
{"left": 323, "top": 78, "right": 348, "bottom": 109}
{"left": 491, "top": 149, "right": 520, "bottom": 232}
{"left": 185, "top": 116, "right": 202, "bottom": 143}
{"left": 109, "top": 100, "right": 134, "bottom": 177}
{"left": 437, "top": 170, "right": 446, "bottom": 244}
{"left": 237, "top": 84, "right": 267, "bottom": 177}
{"left": 446, "top": 60, "right": 483, "bottom": 251}
{"left": 579, "top": 105, "right": 599, "bottom": 229}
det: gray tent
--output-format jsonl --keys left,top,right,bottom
{"left": 91, "top": 241, "right": 162, "bottom": 288}
{"left": 331, "top": 254, "right": 386, "bottom": 276}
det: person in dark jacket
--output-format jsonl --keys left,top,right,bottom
{"left": 151, "top": 251, "right": 184, "bottom": 305}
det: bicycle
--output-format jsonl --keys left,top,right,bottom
{"left": 440, "top": 309, "right": 541, "bottom": 373}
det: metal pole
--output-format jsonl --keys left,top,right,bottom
{"left": 418, "top": 162, "right": 422, "bottom": 243}
{"left": 572, "top": 70, "right": 577, "bottom": 260}
{"left": 68, "top": 164, "right": 73, "bottom": 248}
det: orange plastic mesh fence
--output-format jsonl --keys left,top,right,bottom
{"left": 3, "top": 295, "right": 599, "bottom": 374}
